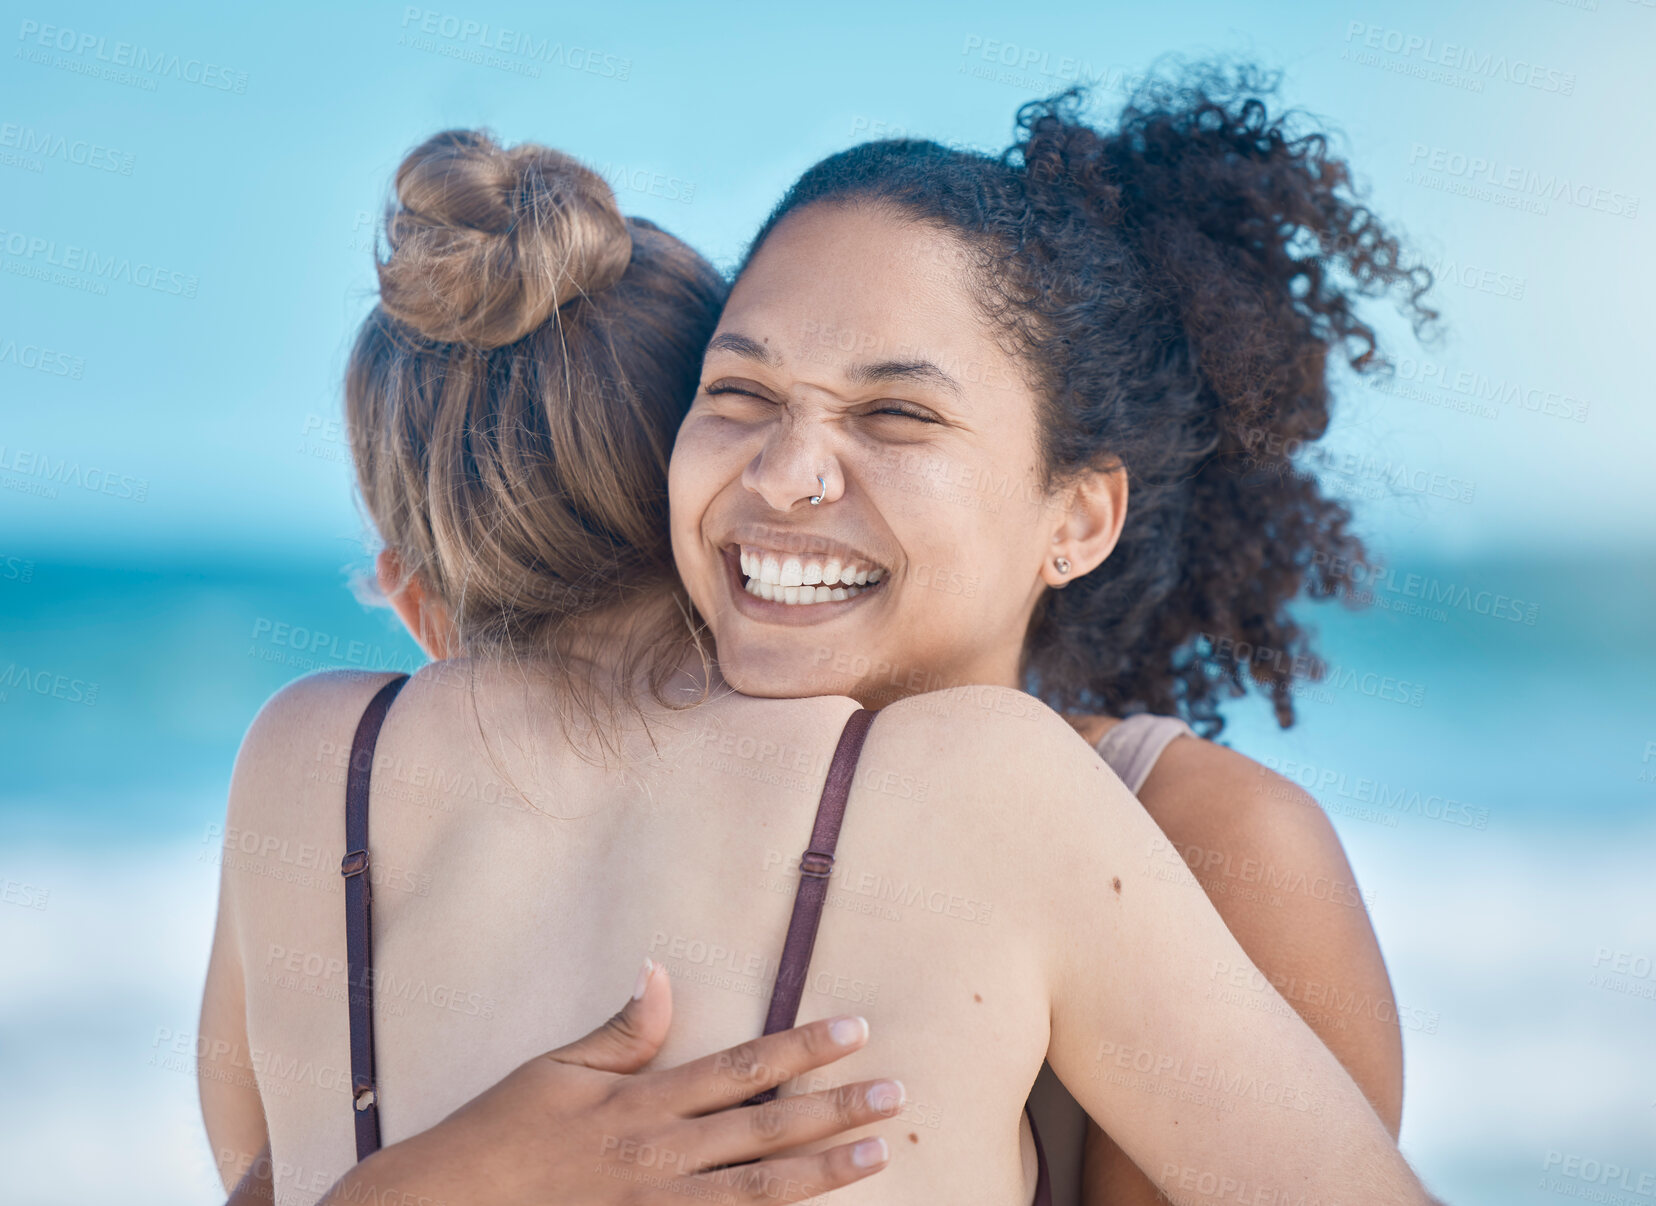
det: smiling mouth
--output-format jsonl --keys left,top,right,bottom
{"left": 732, "top": 544, "right": 887, "bottom": 607}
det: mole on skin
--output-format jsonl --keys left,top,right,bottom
{"left": 973, "top": 992, "right": 982, "bottom": 1002}
{"left": 1111, "top": 876, "right": 1122, "bottom": 894}
{"left": 908, "top": 1132, "right": 920, "bottom": 1144}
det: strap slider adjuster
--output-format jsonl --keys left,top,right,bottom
{"left": 800, "top": 850, "right": 834, "bottom": 879}
{"left": 341, "top": 850, "right": 370, "bottom": 878}
{"left": 353, "top": 1072, "right": 376, "bottom": 1111}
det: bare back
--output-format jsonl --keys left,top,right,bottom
{"left": 205, "top": 662, "right": 1425, "bottom": 1206}
{"left": 215, "top": 664, "right": 1056, "bottom": 1205}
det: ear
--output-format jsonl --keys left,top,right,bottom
{"left": 376, "top": 548, "right": 458, "bottom": 661}
{"left": 1041, "top": 461, "right": 1128, "bottom": 588}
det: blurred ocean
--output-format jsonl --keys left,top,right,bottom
{"left": 2, "top": 551, "right": 1653, "bottom": 1204}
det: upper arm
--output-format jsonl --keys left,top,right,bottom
{"left": 904, "top": 696, "right": 1425, "bottom": 1201}
{"left": 1134, "top": 740, "right": 1402, "bottom": 1132}
{"left": 199, "top": 850, "right": 266, "bottom": 1191}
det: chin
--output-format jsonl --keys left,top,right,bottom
{"left": 714, "top": 633, "right": 857, "bottom": 701}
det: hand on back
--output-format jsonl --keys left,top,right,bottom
{"left": 299, "top": 960, "right": 901, "bottom": 1206}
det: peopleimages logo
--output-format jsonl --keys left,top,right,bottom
{"left": 397, "top": 8, "right": 632, "bottom": 80}
{"left": 0, "top": 663, "right": 99, "bottom": 706}
{"left": 14, "top": 20, "right": 250, "bottom": 93}
{"left": 0, "top": 445, "right": 149, "bottom": 503}
{"left": 1257, "top": 756, "right": 1491, "bottom": 830}
{"left": 1197, "top": 633, "right": 1427, "bottom": 708}
{"left": 957, "top": 34, "right": 1146, "bottom": 97}
{"left": 1413, "top": 253, "right": 1527, "bottom": 301}
{"left": 0, "top": 123, "right": 136, "bottom": 175}
{"left": 0, "top": 336, "right": 85, "bottom": 379}
{"left": 1341, "top": 22, "right": 1577, "bottom": 94}
{"left": 1406, "top": 144, "right": 1638, "bottom": 219}
{"left": 1366, "top": 355, "right": 1590, "bottom": 424}
{"left": 1540, "top": 1151, "right": 1656, "bottom": 1196}
{"left": 0, "top": 228, "right": 198, "bottom": 298}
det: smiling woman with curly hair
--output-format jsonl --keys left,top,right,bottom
{"left": 671, "top": 63, "right": 1438, "bottom": 1206}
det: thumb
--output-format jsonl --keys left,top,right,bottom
{"left": 548, "top": 957, "right": 673, "bottom": 1074}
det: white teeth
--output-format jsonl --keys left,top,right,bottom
{"left": 742, "top": 577, "right": 862, "bottom": 605}
{"left": 736, "top": 545, "right": 884, "bottom": 605}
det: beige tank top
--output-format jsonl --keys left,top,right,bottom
{"left": 1025, "top": 713, "right": 1196, "bottom": 1206}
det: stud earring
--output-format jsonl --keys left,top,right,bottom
{"left": 809, "top": 474, "right": 826, "bottom": 506}
{"left": 1053, "top": 556, "right": 1071, "bottom": 575}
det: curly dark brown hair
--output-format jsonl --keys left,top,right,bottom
{"left": 742, "top": 64, "right": 1437, "bottom": 737}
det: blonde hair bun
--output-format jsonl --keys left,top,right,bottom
{"left": 377, "top": 129, "right": 631, "bottom": 348}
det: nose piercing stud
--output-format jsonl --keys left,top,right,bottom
{"left": 809, "top": 475, "right": 826, "bottom": 506}
{"left": 1054, "top": 556, "right": 1071, "bottom": 575}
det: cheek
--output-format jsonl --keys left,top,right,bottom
{"left": 673, "top": 416, "right": 748, "bottom": 502}
{"left": 877, "top": 495, "right": 1022, "bottom": 640}
{"left": 667, "top": 429, "right": 722, "bottom": 588}
{"left": 873, "top": 466, "right": 1042, "bottom": 597}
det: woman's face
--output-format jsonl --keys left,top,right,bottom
{"left": 670, "top": 203, "right": 1090, "bottom": 706}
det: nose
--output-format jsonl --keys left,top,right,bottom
{"left": 741, "top": 413, "right": 842, "bottom": 512}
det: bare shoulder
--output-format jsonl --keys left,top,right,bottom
{"left": 878, "top": 684, "right": 1087, "bottom": 764}
{"left": 1138, "top": 733, "right": 1362, "bottom": 896}
{"left": 873, "top": 685, "right": 1138, "bottom": 831}
{"left": 235, "top": 668, "right": 407, "bottom": 768}
{"left": 226, "top": 668, "right": 409, "bottom": 830}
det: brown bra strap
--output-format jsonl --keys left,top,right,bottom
{"left": 747, "top": 708, "right": 876, "bottom": 1106}
{"left": 341, "top": 674, "right": 410, "bottom": 1162}
{"left": 1026, "top": 1102, "right": 1052, "bottom": 1206}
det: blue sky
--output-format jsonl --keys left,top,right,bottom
{"left": 3, "top": 0, "right": 1652, "bottom": 564}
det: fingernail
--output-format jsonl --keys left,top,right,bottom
{"left": 851, "top": 1137, "right": 888, "bottom": 1168}
{"left": 632, "top": 957, "right": 653, "bottom": 1000}
{"left": 829, "top": 1015, "right": 868, "bottom": 1046}
{"left": 865, "top": 1079, "right": 905, "bottom": 1113}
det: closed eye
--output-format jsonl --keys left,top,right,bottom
{"left": 870, "top": 403, "right": 941, "bottom": 423}
{"left": 705, "top": 382, "right": 771, "bottom": 401}
{"left": 700, "top": 381, "right": 784, "bottom": 415}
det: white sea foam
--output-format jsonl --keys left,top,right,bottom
{"left": 1354, "top": 822, "right": 1656, "bottom": 1203}
{"left": 1, "top": 839, "right": 225, "bottom": 1204}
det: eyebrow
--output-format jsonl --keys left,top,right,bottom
{"left": 707, "top": 330, "right": 963, "bottom": 399}
{"left": 845, "top": 358, "right": 963, "bottom": 398}
{"left": 706, "top": 332, "right": 779, "bottom": 366}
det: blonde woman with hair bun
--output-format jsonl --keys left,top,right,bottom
{"left": 200, "top": 128, "right": 1436, "bottom": 1206}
